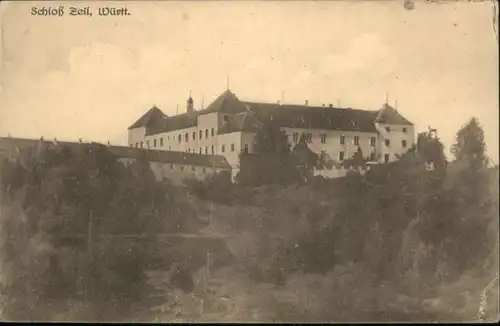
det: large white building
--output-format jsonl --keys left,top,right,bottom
{"left": 128, "top": 89, "right": 416, "bottom": 180}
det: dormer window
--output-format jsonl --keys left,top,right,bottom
{"left": 385, "top": 126, "right": 391, "bottom": 133}
{"left": 385, "top": 139, "right": 390, "bottom": 147}
{"left": 402, "top": 127, "right": 407, "bottom": 133}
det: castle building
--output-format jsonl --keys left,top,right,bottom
{"left": 0, "top": 136, "right": 232, "bottom": 185}
{"left": 128, "top": 89, "right": 416, "bottom": 181}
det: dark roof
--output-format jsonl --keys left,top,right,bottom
{"left": 243, "top": 102, "right": 379, "bottom": 133}
{"left": 145, "top": 113, "right": 197, "bottom": 136}
{"left": 374, "top": 103, "right": 413, "bottom": 125}
{"left": 108, "top": 146, "right": 231, "bottom": 169}
{"left": 0, "top": 137, "right": 231, "bottom": 169}
{"left": 128, "top": 106, "right": 168, "bottom": 130}
{"left": 200, "top": 89, "right": 249, "bottom": 115}
{"left": 218, "top": 112, "right": 263, "bottom": 135}
{"left": 131, "top": 90, "right": 414, "bottom": 135}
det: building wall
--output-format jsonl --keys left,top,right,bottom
{"left": 128, "top": 127, "right": 146, "bottom": 148}
{"left": 374, "top": 122, "right": 415, "bottom": 163}
{"left": 196, "top": 112, "right": 219, "bottom": 155}
{"left": 118, "top": 157, "right": 227, "bottom": 185}
{"left": 282, "top": 127, "right": 379, "bottom": 163}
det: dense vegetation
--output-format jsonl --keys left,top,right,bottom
{"left": 0, "top": 117, "right": 498, "bottom": 322}
{"left": 0, "top": 142, "right": 206, "bottom": 320}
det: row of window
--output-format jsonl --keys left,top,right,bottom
{"left": 134, "top": 128, "right": 217, "bottom": 149}
{"left": 183, "top": 143, "right": 252, "bottom": 154}
{"left": 384, "top": 139, "right": 408, "bottom": 148}
{"left": 385, "top": 126, "right": 408, "bottom": 133}
{"left": 292, "top": 132, "right": 377, "bottom": 146}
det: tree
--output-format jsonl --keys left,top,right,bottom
{"left": 343, "top": 146, "right": 365, "bottom": 170}
{"left": 416, "top": 131, "right": 447, "bottom": 175}
{"left": 237, "top": 118, "right": 299, "bottom": 186}
{"left": 291, "top": 133, "right": 319, "bottom": 182}
{"left": 0, "top": 142, "right": 200, "bottom": 320}
{"left": 451, "top": 117, "right": 488, "bottom": 169}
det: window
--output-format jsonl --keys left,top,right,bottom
{"left": 193, "top": 132, "right": 196, "bottom": 140}
{"left": 185, "top": 133, "right": 188, "bottom": 142}
{"left": 211, "top": 128, "right": 215, "bottom": 137}
{"left": 170, "top": 164, "right": 174, "bottom": 170}
{"left": 199, "top": 130, "right": 203, "bottom": 139}
{"left": 231, "top": 143, "right": 235, "bottom": 152}
{"left": 306, "top": 133, "right": 312, "bottom": 143}
{"left": 205, "top": 146, "right": 208, "bottom": 154}
{"left": 370, "top": 152, "right": 376, "bottom": 161}
{"left": 188, "top": 148, "right": 191, "bottom": 153}
{"left": 205, "top": 129, "right": 209, "bottom": 138}
{"left": 153, "top": 139, "right": 157, "bottom": 148}
{"left": 320, "top": 133, "right": 327, "bottom": 144}
{"left": 385, "top": 139, "right": 390, "bottom": 147}
{"left": 160, "top": 138, "right": 164, "bottom": 146}
{"left": 370, "top": 137, "right": 376, "bottom": 147}
{"left": 339, "top": 151, "right": 345, "bottom": 161}
{"left": 136, "top": 142, "right": 139, "bottom": 148}
{"left": 293, "top": 132, "right": 299, "bottom": 142}
{"left": 168, "top": 146, "right": 171, "bottom": 150}
{"left": 402, "top": 140, "right": 407, "bottom": 148}
{"left": 211, "top": 145, "right": 215, "bottom": 154}
{"left": 402, "top": 127, "right": 407, "bottom": 133}
{"left": 146, "top": 140, "right": 150, "bottom": 148}
{"left": 243, "top": 144, "right": 249, "bottom": 153}
{"left": 340, "top": 135, "right": 345, "bottom": 145}
{"left": 384, "top": 154, "right": 389, "bottom": 163}
{"left": 221, "top": 145, "right": 226, "bottom": 153}
{"left": 178, "top": 135, "right": 181, "bottom": 143}
{"left": 320, "top": 150, "right": 326, "bottom": 160}
{"left": 354, "top": 136, "right": 359, "bottom": 146}
{"left": 199, "top": 148, "right": 202, "bottom": 154}
{"left": 385, "top": 126, "right": 391, "bottom": 133}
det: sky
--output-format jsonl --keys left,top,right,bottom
{"left": 0, "top": 0, "right": 498, "bottom": 161}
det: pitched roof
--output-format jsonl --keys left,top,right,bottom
{"left": 375, "top": 103, "right": 413, "bottom": 125}
{"left": 217, "top": 112, "right": 263, "bottom": 135}
{"left": 128, "top": 106, "right": 168, "bottom": 129}
{"left": 145, "top": 113, "right": 197, "bottom": 135}
{"left": 0, "top": 137, "right": 231, "bottom": 169}
{"left": 130, "top": 90, "right": 414, "bottom": 135}
{"left": 243, "top": 102, "right": 379, "bottom": 133}
{"left": 200, "top": 89, "right": 249, "bottom": 115}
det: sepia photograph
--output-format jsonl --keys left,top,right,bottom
{"left": 0, "top": 0, "right": 498, "bottom": 322}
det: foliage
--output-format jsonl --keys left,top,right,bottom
{"left": 237, "top": 118, "right": 300, "bottom": 186}
{"left": 451, "top": 117, "right": 489, "bottom": 169}
{"left": 0, "top": 142, "right": 203, "bottom": 320}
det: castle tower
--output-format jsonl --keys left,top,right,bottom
{"left": 187, "top": 91, "right": 194, "bottom": 114}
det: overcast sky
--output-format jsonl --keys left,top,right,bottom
{"left": 0, "top": 1, "right": 498, "bottom": 161}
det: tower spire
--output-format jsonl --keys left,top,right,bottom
{"left": 385, "top": 92, "right": 389, "bottom": 104}
{"left": 226, "top": 76, "right": 230, "bottom": 90}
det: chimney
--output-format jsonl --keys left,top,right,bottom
{"left": 7, "top": 133, "right": 11, "bottom": 138}
{"left": 277, "top": 100, "right": 281, "bottom": 105}
{"left": 304, "top": 100, "right": 308, "bottom": 107}
{"left": 53, "top": 137, "right": 58, "bottom": 146}
{"left": 322, "top": 104, "right": 325, "bottom": 107}
{"left": 329, "top": 104, "right": 333, "bottom": 108}
{"left": 107, "top": 140, "right": 111, "bottom": 146}
{"left": 79, "top": 138, "right": 82, "bottom": 143}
